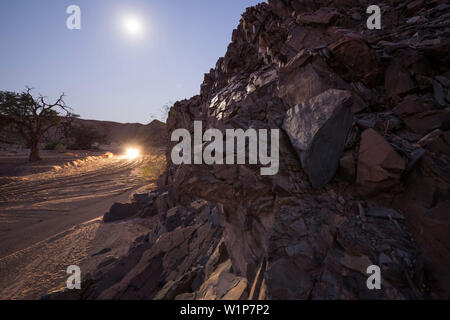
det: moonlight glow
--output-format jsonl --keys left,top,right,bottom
{"left": 121, "top": 15, "right": 144, "bottom": 37}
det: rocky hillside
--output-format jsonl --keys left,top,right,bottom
{"left": 54, "top": 0, "right": 450, "bottom": 299}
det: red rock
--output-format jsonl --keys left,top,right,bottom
{"left": 407, "top": 0, "right": 424, "bottom": 16}
{"left": 444, "top": 130, "right": 450, "bottom": 145}
{"left": 423, "top": 40, "right": 450, "bottom": 69}
{"left": 424, "top": 135, "right": 450, "bottom": 156}
{"left": 403, "top": 110, "right": 450, "bottom": 134}
{"left": 385, "top": 59, "right": 417, "bottom": 97}
{"left": 339, "top": 151, "right": 356, "bottom": 180}
{"left": 289, "top": 0, "right": 322, "bottom": 14}
{"left": 394, "top": 95, "right": 430, "bottom": 116}
{"left": 357, "top": 129, "right": 406, "bottom": 196}
{"left": 394, "top": 197, "right": 450, "bottom": 298}
{"left": 297, "top": 8, "right": 338, "bottom": 25}
{"left": 330, "top": 37, "right": 382, "bottom": 87}
{"left": 428, "top": 201, "right": 450, "bottom": 221}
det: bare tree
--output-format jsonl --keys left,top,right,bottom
{"left": 0, "top": 87, "right": 75, "bottom": 161}
{"left": 148, "top": 112, "right": 158, "bottom": 123}
{"left": 150, "top": 101, "right": 174, "bottom": 123}
{"left": 160, "top": 101, "right": 173, "bottom": 122}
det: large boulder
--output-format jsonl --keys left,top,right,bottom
{"left": 283, "top": 89, "right": 354, "bottom": 188}
{"left": 356, "top": 129, "right": 406, "bottom": 196}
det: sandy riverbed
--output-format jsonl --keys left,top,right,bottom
{"left": 0, "top": 151, "right": 158, "bottom": 299}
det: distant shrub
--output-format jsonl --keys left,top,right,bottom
{"left": 44, "top": 141, "right": 59, "bottom": 150}
{"left": 55, "top": 143, "right": 67, "bottom": 152}
{"left": 44, "top": 141, "right": 67, "bottom": 152}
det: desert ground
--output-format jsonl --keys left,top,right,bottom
{"left": 0, "top": 149, "right": 158, "bottom": 299}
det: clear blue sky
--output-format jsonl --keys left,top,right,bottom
{"left": 0, "top": 0, "right": 262, "bottom": 124}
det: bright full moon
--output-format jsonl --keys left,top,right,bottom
{"left": 122, "top": 16, "right": 144, "bottom": 37}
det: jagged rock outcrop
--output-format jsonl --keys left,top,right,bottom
{"left": 51, "top": 0, "right": 450, "bottom": 300}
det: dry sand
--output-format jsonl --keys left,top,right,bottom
{"left": 0, "top": 152, "right": 155, "bottom": 299}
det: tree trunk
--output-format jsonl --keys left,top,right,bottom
{"left": 29, "top": 139, "right": 41, "bottom": 162}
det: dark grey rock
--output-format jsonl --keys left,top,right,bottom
{"left": 133, "top": 191, "right": 157, "bottom": 209}
{"left": 433, "top": 78, "right": 449, "bottom": 107}
{"left": 165, "top": 206, "right": 186, "bottom": 232}
{"left": 103, "top": 202, "right": 137, "bottom": 223}
{"left": 366, "top": 205, "right": 405, "bottom": 220}
{"left": 406, "top": 148, "right": 426, "bottom": 173}
{"left": 141, "top": 203, "right": 158, "bottom": 217}
{"left": 283, "top": 89, "right": 354, "bottom": 188}
{"left": 379, "top": 253, "right": 393, "bottom": 265}
{"left": 92, "top": 247, "right": 112, "bottom": 257}
{"left": 97, "top": 256, "right": 118, "bottom": 269}
{"left": 155, "top": 191, "right": 170, "bottom": 215}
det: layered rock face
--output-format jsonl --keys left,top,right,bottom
{"left": 58, "top": 0, "right": 450, "bottom": 299}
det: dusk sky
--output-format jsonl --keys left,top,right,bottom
{"left": 0, "top": 0, "right": 262, "bottom": 124}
